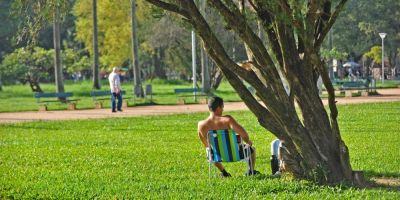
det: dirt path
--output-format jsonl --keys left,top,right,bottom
{"left": 1, "top": 88, "right": 399, "bottom": 124}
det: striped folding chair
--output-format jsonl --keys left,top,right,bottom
{"left": 206, "top": 129, "right": 252, "bottom": 178}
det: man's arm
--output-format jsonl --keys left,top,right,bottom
{"left": 113, "top": 75, "right": 120, "bottom": 93}
{"left": 227, "top": 116, "right": 253, "bottom": 146}
{"left": 197, "top": 122, "right": 208, "bottom": 148}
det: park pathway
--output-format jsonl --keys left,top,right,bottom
{"left": 0, "top": 88, "right": 399, "bottom": 124}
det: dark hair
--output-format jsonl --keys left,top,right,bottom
{"left": 208, "top": 96, "right": 223, "bottom": 112}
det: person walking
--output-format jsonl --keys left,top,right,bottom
{"left": 108, "top": 67, "right": 123, "bottom": 112}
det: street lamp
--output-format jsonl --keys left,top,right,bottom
{"left": 379, "top": 32, "right": 387, "bottom": 84}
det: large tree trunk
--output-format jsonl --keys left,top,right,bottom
{"left": 92, "top": 0, "right": 101, "bottom": 89}
{"left": 53, "top": 4, "right": 65, "bottom": 97}
{"left": 146, "top": 0, "right": 355, "bottom": 184}
{"left": 131, "top": 0, "right": 143, "bottom": 97}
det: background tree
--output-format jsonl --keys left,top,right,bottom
{"left": 92, "top": 0, "right": 100, "bottom": 89}
{"left": 146, "top": 0, "right": 357, "bottom": 184}
{"left": 12, "top": 0, "right": 72, "bottom": 96}
{"left": 331, "top": 0, "right": 400, "bottom": 74}
{"left": 364, "top": 46, "right": 383, "bottom": 64}
{"left": 321, "top": 48, "right": 348, "bottom": 79}
{"left": 0, "top": 47, "right": 53, "bottom": 92}
{"left": 53, "top": 3, "right": 64, "bottom": 94}
{"left": 0, "top": 47, "right": 90, "bottom": 91}
{"left": 0, "top": 0, "right": 22, "bottom": 60}
{"left": 131, "top": 0, "right": 143, "bottom": 97}
{"left": 62, "top": 48, "right": 91, "bottom": 75}
{"left": 74, "top": 0, "right": 149, "bottom": 69}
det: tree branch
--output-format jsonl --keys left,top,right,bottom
{"left": 314, "top": 0, "right": 347, "bottom": 49}
{"left": 277, "top": 0, "right": 304, "bottom": 33}
{"left": 209, "top": 0, "right": 284, "bottom": 90}
{"left": 145, "top": 0, "right": 191, "bottom": 19}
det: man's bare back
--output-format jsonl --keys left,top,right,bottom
{"left": 198, "top": 114, "right": 253, "bottom": 147}
{"left": 197, "top": 96, "right": 258, "bottom": 177}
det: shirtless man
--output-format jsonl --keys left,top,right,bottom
{"left": 197, "top": 96, "right": 258, "bottom": 177}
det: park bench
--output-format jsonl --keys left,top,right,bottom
{"left": 174, "top": 88, "right": 208, "bottom": 104}
{"left": 340, "top": 81, "right": 369, "bottom": 97}
{"left": 90, "top": 90, "right": 127, "bottom": 109}
{"left": 34, "top": 92, "right": 80, "bottom": 111}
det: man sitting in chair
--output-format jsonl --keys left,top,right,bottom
{"left": 197, "top": 96, "right": 259, "bottom": 177}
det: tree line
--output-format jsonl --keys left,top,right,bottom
{"left": 1, "top": 0, "right": 397, "bottom": 91}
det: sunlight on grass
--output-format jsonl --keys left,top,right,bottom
{"left": 0, "top": 102, "right": 399, "bottom": 198}
{"left": 0, "top": 79, "right": 242, "bottom": 112}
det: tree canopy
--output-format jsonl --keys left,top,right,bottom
{"left": 73, "top": 0, "right": 152, "bottom": 69}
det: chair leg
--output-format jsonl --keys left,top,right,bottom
{"left": 245, "top": 145, "right": 252, "bottom": 174}
{"left": 209, "top": 162, "right": 212, "bottom": 179}
{"left": 213, "top": 164, "right": 216, "bottom": 177}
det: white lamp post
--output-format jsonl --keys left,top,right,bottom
{"left": 379, "top": 32, "right": 387, "bottom": 84}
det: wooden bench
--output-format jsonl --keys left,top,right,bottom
{"left": 90, "top": 90, "right": 127, "bottom": 109}
{"left": 34, "top": 92, "right": 80, "bottom": 111}
{"left": 174, "top": 88, "right": 208, "bottom": 104}
{"left": 340, "top": 81, "right": 369, "bottom": 97}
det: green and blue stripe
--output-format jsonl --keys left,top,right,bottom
{"left": 208, "top": 129, "right": 241, "bottom": 162}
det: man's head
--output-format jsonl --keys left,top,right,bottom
{"left": 208, "top": 96, "right": 224, "bottom": 113}
{"left": 112, "top": 67, "right": 120, "bottom": 73}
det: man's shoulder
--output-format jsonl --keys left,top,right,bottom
{"left": 198, "top": 119, "right": 212, "bottom": 130}
{"left": 198, "top": 119, "right": 207, "bottom": 127}
{"left": 222, "top": 115, "right": 234, "bottom": 121}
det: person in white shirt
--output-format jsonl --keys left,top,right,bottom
{"left": 108, "top": 67, "right": 123, "bottom": 112}
{"left": 270, "top": 139, "right": 281, "bottom": 175}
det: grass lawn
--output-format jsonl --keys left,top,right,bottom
{"left": 1, "top": 79, "right": 399, "bottom": 113}
{"left": 0, "top": 102, "right": 399, "bottom": 199}
{"left": 0, "top": 79, "right": 241, "bottom": 113}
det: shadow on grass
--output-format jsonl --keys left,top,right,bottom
{"left": 364, "top": 170, "right": 400, "bottom": 178}
{"left": 255, "top": 172, "right": 400, "bottom": 192}
{"left": 358, "top": 170, "right": 400, "bottom": 191}
{"left": 363, "top": 179, "right": 400, "bottom": 191}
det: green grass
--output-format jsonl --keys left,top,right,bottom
{"left": 0, "top": 102, "right": 399, "bottom": 198}
{"left": 1, "top": 79, "right": 399, "bottom": 113}
{"left": 0, "top": 79, "right": 241, "bottom": 113}
{"left": 374, "top": 80, "right": 400, "bottom": 89}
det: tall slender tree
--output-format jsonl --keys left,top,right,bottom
{"left": 131, "top": 0, "right": 143, "bottom": 97}
{"left": 146, "top": 0, "right": 357, "bottom": 184}
{"left": 12, "top": 0, "right": 70, "bottom": 96}
{"left": 53, "top": 4, "right": 65, "bottom": 95}
{"left": 92, "top": 0, "right": 101, "bottom": 89}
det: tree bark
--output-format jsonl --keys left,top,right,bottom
{"left": 26, "top": 75, "right": 43, "bottom": 93}
{"left": 145, "top": 0, "right": 355, "bottom": 184}
{"left": 131, "top": 0, "right": 143, "bottom": 97}
{"left": 53, "top": 4, "right": 65, "bottom": 98}
{"left": 92, "top": 0, "right": 101, "bottom": 89}
{"left": 210, "top": 62, "right": 223, "bottom": 90}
